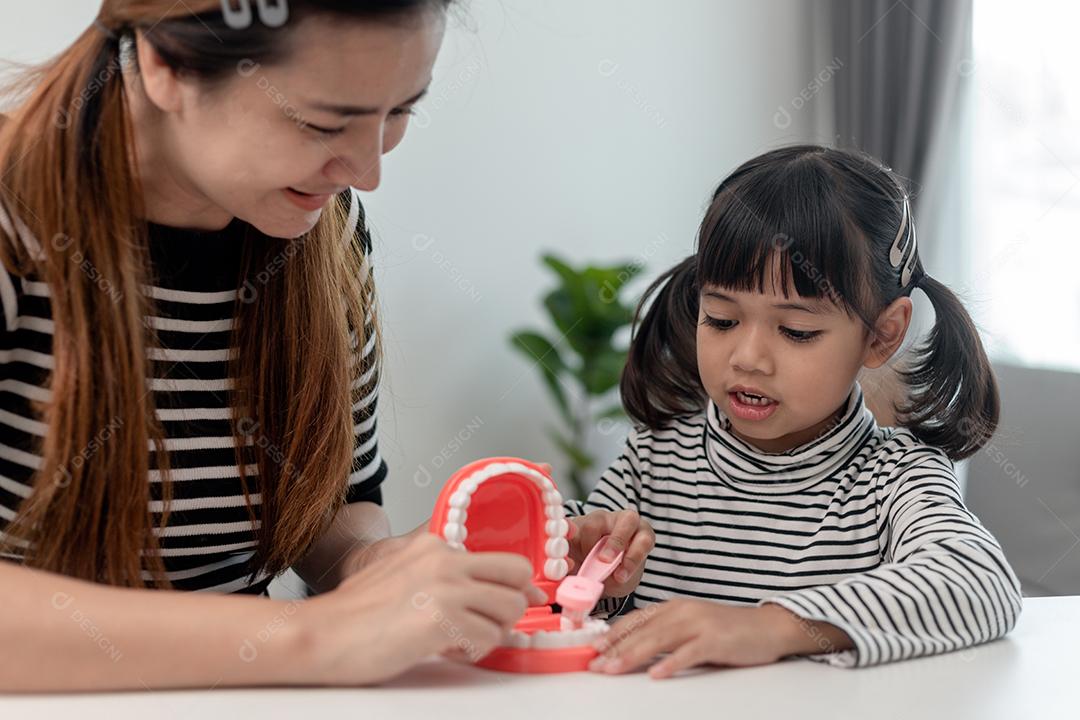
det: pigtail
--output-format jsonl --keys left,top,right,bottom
{"left": 620, "top": 255, "right": 706, "bottom": 429}
{"left": 897, "top": 276, "right": 1000, "bottom": 461}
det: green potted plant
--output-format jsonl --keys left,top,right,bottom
{"left": 509, "top": 254, "right": 642, "bottom": 499}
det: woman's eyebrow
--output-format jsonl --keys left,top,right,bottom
{"left": 703, "top": 291, "right": 827, "bottom": 315}
{"left": 305, "top": 87, "right": 429, "bottom": 116}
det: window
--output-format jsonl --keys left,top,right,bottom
{"left": 971, "top": 1, "right": 1080, "bottom": 371}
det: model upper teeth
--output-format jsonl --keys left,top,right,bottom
{"left": 501, "top": 618, "right": 609, "bottom": 649}
{"left": 440, "top": 461, "right": 570, "bottom": 581}
{"left": 736, "top": 391, "right": 774, "bottom": 406}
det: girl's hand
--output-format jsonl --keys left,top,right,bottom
{"left": 589, "top": 599, "right": 852, "bottom": 678}
{"left": 297, "top": 532, "right": 546, "bottom": 685}
{"left": 567, "top": 509, "right": 655, "bottom": 598}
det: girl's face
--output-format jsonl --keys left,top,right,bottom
{"left": 696, "top": 264, "right": 904, "bottom": 454}
{"left": 128, "top": 10, "right": 446, "bottom": 236}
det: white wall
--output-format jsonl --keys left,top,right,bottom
{"left": 1, "top": 0, "right": 821, "bottom": 534}
{"left": 368, "top": 0, "right": 819, "bottom": 531}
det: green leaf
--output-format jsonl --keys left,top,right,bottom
{"left": 547, "top": 427, "right": 594, "bottom": 471}
{"left": 579, "top": 345, "right": 629, "bottom": 395}
{"left": 509, "top": 331, "right": 572, "bottom": 424}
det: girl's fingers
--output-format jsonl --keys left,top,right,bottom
{"left": 614, "top": 522, "right": 655, "bottom": 583}
{"left": 594, "top": 605, "right": 663, "bottom": 652}
{"left": 592, "top": 620, "right": 689, "bottom": 675}
{"left": 601, "top": 510, "right": 641, "bottom": 562}
{"left": 648, "top": 639, "right": 708, "bottom": 679}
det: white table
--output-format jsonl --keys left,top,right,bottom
{"left": 4, "top": 596, "right": 1077, "bottom": 719}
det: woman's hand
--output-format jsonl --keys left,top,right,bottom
{"left": 567, "top": 509, "right": 654, "bottom": 598}
{"left": 589, "top": 599, "right": 853, "bottom": 678}
{"left": 295, "top": 532, "right": 546, "bottom": 686}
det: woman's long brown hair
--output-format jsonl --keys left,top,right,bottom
{"left": 0, "top": 0, "right": 442, "bottom": 588}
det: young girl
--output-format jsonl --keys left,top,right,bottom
{"left": 567, "top": 144, "right": 1022, "bottom": 677}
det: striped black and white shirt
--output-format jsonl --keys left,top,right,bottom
{"left": 0, "top": 188, "right": 386, "bottom": 594}
{"left": 567, "top": 384, "right": 1022, "bottom": 668}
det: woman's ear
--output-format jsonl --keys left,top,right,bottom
{"left": 863, "top": 296, "right": 912, "bottom": 369}
{"left": 132, "top": 30, "right": 183, "bottom": 113}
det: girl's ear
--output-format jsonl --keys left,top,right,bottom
{"left": 863, "top": 296, "right": 912, "bottom": 369}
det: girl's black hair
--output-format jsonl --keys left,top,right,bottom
{"left": 621, "top": 144, "right": 999, "bottom": 461}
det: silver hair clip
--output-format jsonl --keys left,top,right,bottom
{"left": 888, "top": 196, "right": 918, "bottom": 287}
{"left": 221, "top": 0, "right": 290, "bottom": 30}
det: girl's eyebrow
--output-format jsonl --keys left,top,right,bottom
{"left": 304, "top": 87, "right": 429, "bottom": 117}
{"left": 703, "top": 290, "right": 828, "bottom": 315}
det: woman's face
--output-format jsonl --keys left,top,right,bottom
{"left": 130, "top": 9, "right": 446, "bottom": 237}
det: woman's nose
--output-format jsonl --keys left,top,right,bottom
{"left": 326, "top": 131, "right": 383, "bottom": 191}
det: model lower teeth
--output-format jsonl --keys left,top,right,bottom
{"left": 501, "top": 619, "right": 609, "bottom": 650}
{"left": 737, "top": 391, "right": 773, "bottom": 406}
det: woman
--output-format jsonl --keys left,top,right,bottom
{"left": 0, "top": 0, "right": 553, "bottom": 691}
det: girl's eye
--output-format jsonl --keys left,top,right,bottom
{"left": 702, "top": 316, "right": 735, "bottom": 331}
{"left": 781, "top": 327, "right": 823, "bottom": 343}
{"left": 301, "top": 122, "right": 347, "bottom": 137}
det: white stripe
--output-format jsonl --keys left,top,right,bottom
{"left": 148, "top": 540, "right": 257, "bottom": 556}
{"left": 0, "top": 259, "right": 17, "bottom": 333}
{"left": 0, "top": 407, "right": 46, "bottom": 435}
{"left": 0, "top": 472, "right": 33, "bottom": 499}
{"left": 0, "top": 441, "right": 41, "bottom": 470}
{"left": 0, "top": 347, "right": 53, "bottom": 369}
{"left": 16, "top": 315, "right": 54, "bottom": 334}
{"left": 140, "top": 552, "right": 253, "bottom": 582}
{"left": 20, "top": 279, "right": 49, "bottom": 297}
{"left": 348, "top": 451, "right": 383, "bottom": 484}
{"left": 148, "top": 347, "right": 236, "bottom": 363}
{"left": 148, "top": 316, "right": 234, "bottom": 333}
{"left": 0, "top": 378, "right": 50, "bottom": 402}
{"left": 353, "top": 433, "right": 377, "bottom": 459}
{"left": 155, "top": 435, "right": 251, "bottom": 452}
{"left": 144, "top": 286, "right": 238, "bottom": 304}
{"left": 354, "top": 414, "right": 376, "bottom": 436}
{"left": 154, "top": 520, "right": 260, "bottom": 538}
{"left": 156, "top": 407, "right": 234, "bottom": 422}
{"left": 148, "top": 463, "right": 259, "bottom": 482}
{"left": 149, "top": 376, "right": 234, "bottom": 392}
{"left": 149, "top": 493, "right": 261, "bottom": 512}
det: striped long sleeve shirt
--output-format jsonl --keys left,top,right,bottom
{"left": 0, "top": 188, "right": 386, "bottom": 594}
{"left": 567, "top": 384, "right": 1022, "bottom": 668}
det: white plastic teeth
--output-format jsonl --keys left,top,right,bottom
{"left": 441, "top": 461, "right": 570, "bottom": 581}
{"left": 502, "top": 619, "right": 609, "bottom": 650}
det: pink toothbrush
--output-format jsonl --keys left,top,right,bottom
{"left": 556, "top": 535, "right": 625, "bottom": 630}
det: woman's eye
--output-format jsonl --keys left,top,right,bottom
{"left": 389, "top": 107, "right": 417, "bottom": 118}
{"left": 781, "top": 327, "right": 823, "bottom": 343}
{"left": 702, "top": 316, "right": 735, "bottom": 331}
{"left": 301, "top": 122, "right": 347, "bottom": 137}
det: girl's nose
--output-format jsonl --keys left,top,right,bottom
{"left": 729, "top": 327, "right": 774, "bottom": 375}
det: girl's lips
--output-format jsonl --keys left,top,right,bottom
{"left": 283, "top": 187, "right": 332, "bottom": 211}
{"left": 727, "top": 391, "right": 779, "bottom": 421}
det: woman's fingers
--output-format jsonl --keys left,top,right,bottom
{"left": 460, "top": 582, "right": 529, "bottom": 629}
